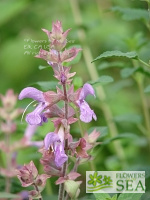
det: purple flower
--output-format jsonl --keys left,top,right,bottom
{"left": 44, "top": 131, "right": 68, "bottom": 168}
{"left": 77, "top": 83, "right": 97, "bottom": 123}
{"left": 19, "top": 87, "right": 48, "bottom": 125}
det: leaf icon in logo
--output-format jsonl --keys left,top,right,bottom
{"left": 88, "top": 171, "right": 102, "bottom": 186}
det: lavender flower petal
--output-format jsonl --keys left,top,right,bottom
{"left": 79, "top": 83, "right": 95, "bottom": 101}
{"left": 79, "top": 101, "right": 97, "bottom": 123}
{"left": 44, "top": 132, "right": 60, "bottom": 150}
{"left": 40, "top": 113, "right": 48, "bottom": 123}
{"left": 55, "top": 143, "right": 68, "bottom": 167}
{"left": 19, "top": 87, "right": 44, "bottom": 102}
{"left": 26, "top": 102, "right": 45, "bottom": 125}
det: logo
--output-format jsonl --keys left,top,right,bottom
{"left": 86, "top": 171, "right": 145, "bottom": 193}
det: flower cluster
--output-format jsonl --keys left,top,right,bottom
{"left": 0, "top": 90, "right": 23, "bottom": 178}
{"left": 18, "top": 21, "right": 99, "bottom": 199}
{"left": 0, "top": 89, "right": 23, "bottom": 134}
{"left": 0, "top": 90, "right": 44, "bottom": 198}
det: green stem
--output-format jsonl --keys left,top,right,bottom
{"left": 137, "top": 77, "right": 150, "bottom": 135}
{"left": 137, "top": 124, "right": 148, "bottom": 136}
{"left": 139, "top": 59, "right": 150, "bottom": 68}
{"left": 132, "top": 59, "right": 150, "bottom": 137}
{"left": 131, "top": 57, "right": 150, "bottom": 150}
{"left": 146, "top": 0, "right": 150, "bottom": 30}
{"left": 69, "top": 0, "right": 126, "bottom": 167}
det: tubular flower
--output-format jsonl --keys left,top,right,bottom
{"left": 19, "top": 87, "right": 48, "bottom": 125}
{"left": 77, "top": 83, "right": 97, "bottom": 123}
{"left": 44, "top": 126, "right": 68, "bottom": 167}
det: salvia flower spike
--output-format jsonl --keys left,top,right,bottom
{"left": 17, "top": 21, "right": 99, "bottom": 200}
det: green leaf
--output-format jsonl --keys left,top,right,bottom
{"left": 94, "top": 193, "right": 111, "bottom": 200}
{"left": 30, "top": 81, "right": 58, "bottom": 91}
{"left": 111, "top": 6, "right": 149, "bottom": 21}
{"left": 38, "top": 65, "right": 51, "bottom": 70}
{"left": 92, "top": 51, "right": 138, "bottom": 63}
{"left": 88, "top": 126, "right": 108, "bottom": 138}
{"left": 43, "top": 195, "right": 58, "bottom": 200}
{"left": 64, "top": 180, "right": 81, "bottom": 199}
{"left": 137, "top": 67, "right": 150, "bottom": 77}
{"left": 0, "top": 192, "right": 19, "bottom": 198}
{"left": 89, "top": 76, "right": 114, "bottom": 86}
{"left": 118, "top": 193, "right": 143, "bottom": 200}
{"left": 141, "top": 192, "right": 150, "bottom": 200}
{"left": 64, "top": 45, "right": 82, "bottom": 66}
{"left": 133, "top": 136, "right": 148, "bottom": 147}
{"left": 111, "top": 194, "right": 118, "bottom": 200}
{"left": 120, "top": 67, "right": 138, "bottom": 78}
{"left": 144, "top": 85, "right": 150, "bottom": 93}
{"left": 103, "top": 133, "right": 139, "bottom": 145}
{"left": 113, "top": 114, "right": 142, "bottom": 124}
{"left": 98, "top": 61, "right": 125, "bottom": 70}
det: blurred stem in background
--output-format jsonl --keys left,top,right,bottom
{"left": 146, "top": 0, "right": 150, "bottom": 30}
{"left": 5, "top": 133, "right": 11, "bottom": 194}
{"left": 69, "top": 0, "right": 126, "bottom": 168}
{"left": 132, "top": 60, "right": 150, "bottom": 145}
{"left": 137, "top": 75, "right": 150, "bottom": 134}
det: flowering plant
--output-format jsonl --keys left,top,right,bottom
{"left": 17, "top": 21, "right": 100, "bottom": 200}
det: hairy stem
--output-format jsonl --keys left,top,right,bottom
{"left": 33, "top": 183, "right": 42, "bottom": 200}
{"left": 69, "top": 0, "right": 126, "bottom": 166}
{"left": 58, "top": 83, "right": 69, "bottom": 200}
{"left": 65, "top": 158, "right": 80, "bottom": 200}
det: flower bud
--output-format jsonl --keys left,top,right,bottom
{"left": 17, "top": 161, "right": 38, "bottom": 187}
{"left": 0, "top": 89, "right": 17, "bottom": 112}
